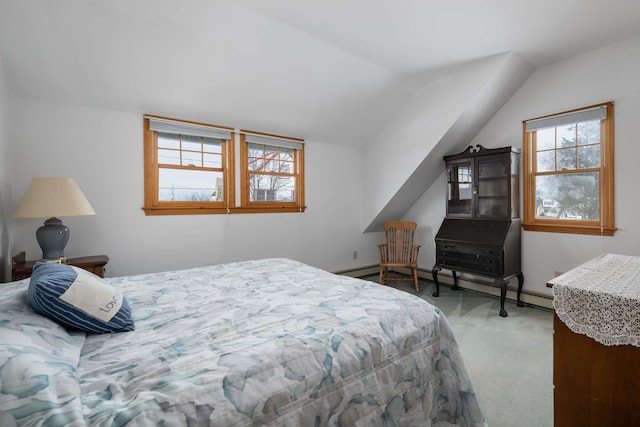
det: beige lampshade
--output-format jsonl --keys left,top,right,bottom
{"left": 14, "top": 178, "right": 96, "bottom": 218}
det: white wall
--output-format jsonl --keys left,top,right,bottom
{"left": 0, "top": 57, "right": 12, "bottom": 281}
{"left": 361, "top": 53, "right": 532, "bottom": 230}
{"left": 9, "top": 36, "right": 640, "bottom": 291}
{"left": 408, "top": 35, "right": 640, "bottom": 296}
{"left": 8, "top": 96, "right": 381, "bottom": 278}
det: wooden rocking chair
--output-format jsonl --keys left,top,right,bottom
{"left": 378, "top": 221, "right": 421, "bottom": 291}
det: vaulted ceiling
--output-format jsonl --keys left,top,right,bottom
{"left": 1, "top": 0, "right": 640, "bottom": 148}
{"left": 2, "top": 1, "right": 640, "bottom": 230}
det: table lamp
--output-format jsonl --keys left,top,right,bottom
{"left": 14, "top": 177, "right": 96, "bottom": 262}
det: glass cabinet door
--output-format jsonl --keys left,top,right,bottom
{"left": 447, "top": 160, "right": 473, "bottom": 216}
{"left": 477, "top": 156, "right": 509, "bottom": 218}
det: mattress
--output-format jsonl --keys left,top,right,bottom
{"left": 0, "top": 258, "right": 485, "bottom": 426}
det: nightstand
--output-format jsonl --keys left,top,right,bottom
{"left": 11, "top": 251, "right": 110, "bottom": 281}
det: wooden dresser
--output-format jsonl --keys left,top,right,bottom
{"left": 547, "top": 254, "right": 640, "bottom": 427}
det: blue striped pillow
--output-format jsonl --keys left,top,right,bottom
{"left": 28, "top": 262, "right": 134, "bottom": 334}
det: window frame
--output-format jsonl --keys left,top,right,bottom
{"left": 143, "top": 116, "right": 306, "bottom": 215}
{"left": 522, "top": 101, "right": 615, "bottom": 236}
{"left": 239, "top": 131, "right": 306, "bottom": 213}
{"left": 143, "top": 116, "right": 235, "bottom": 215}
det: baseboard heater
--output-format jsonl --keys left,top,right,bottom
{"left": 336, "top": 265, "right": 552, "bottom": 310}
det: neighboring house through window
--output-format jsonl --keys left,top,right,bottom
{"left": 522, "top": 102, "right": 615, "bottom": 235}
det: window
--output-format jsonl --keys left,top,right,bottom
{"left": 143, "top": 116, "right": 235, "bottom": 215}
{"left": 522, "top": 102, "right": 615, "bottom": 235}
{"left": 143, "top": 116, "right": 306, "bottom": 215}
{"left": 240, "top": 132, "right": 305, "bottom": 212}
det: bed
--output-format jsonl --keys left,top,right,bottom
{"left": 0, "top": 258, "right": 486, "bottom": 426}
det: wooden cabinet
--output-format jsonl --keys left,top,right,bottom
{"left": 445, "top": 145, "right": 519, "bottom": 219}
{"left": 432, "top": 145, "right": 523, "bottom": 317}
{"left": 547, "top": 254, "right": 640, "bottom": 426}
{"left": 552, "top": 313, "right": 640, "bottom": 426}
{"left": 435, "top": 218, "right": 521, "bottom": 276}
{"left": 11, "top": 252, "right": 109, "bottom": 281}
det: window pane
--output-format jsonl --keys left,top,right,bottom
{"left": 280, "top": 148, "right": 294, "bottom": 161}
{"left": 182, "top": 150, "right": 202, "bottom": 167}
{"left": 478, "top": 158, "right": 507, "bottom": 179}
{"left": 479, "top": 177, "right": 508, "bottom": 197}
{"left": 249, "top": 174, "right": 295, "bottom": 202}
{"left": 478, "top": 195, "right": 508, "bottom": 217}
{"left": 557, "top": 125, "right": 576, "bottom": 148}
{"left": 280, "top": 160, "right": 293, "bottom": 173}
{"left": 247, "top": 143, "right": 296, "bottom": 175}
{"left": 248, "top": 143, "right": 263, "bottom": 157}
{"left": 537, "top": 128, "right": 555, "bottom": 150}
{"left": 535, "top": 172, "right": 599, "bottom": 220}
{"left": 460, "top": 170, "right": 471, "bottom": 183}
{"left": 577, "top": 121, "right": 600, "bottom": 145}
{"left": 537, "top": 150, "right": 555, "bottom": 172}
{"left": 203, "top": 153, "right": 222, "bottom": 168}
{"left": 265, "top": 146, "right": 279, "bottom": 159}
{"left": 557, "top": 148, "right": 576, "bottom": 170}
{"left": 182, "top": 135, "right": 201, "bottom": 152}
{"left": 159, "top": 168, "right": 223, "bottom": 201}
{"left": 578, "top": 145, "right": 600, "bottom": 169}
{"left": 158, "top": 149, "right": 180, "bottom": 165}
{"left": 203, "top": 138, "right": 221, "bottom": 153}
{"left": 248, "top": 157, "right": 263, "bottom": 171}
{"left": 454, "top": 183, "right": 472, "bottom": 200}
{"left": 158, "top": 132, "right": 180, "bottom": 149}
{"left": 265, "top": 159, "right": 278, "bottom": 172}
{"left": 447, "top": 163, "right": 472, "bottom": 215}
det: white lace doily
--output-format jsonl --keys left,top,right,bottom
{"left": 550, "top": 253, "right": 640, "bottom": 347}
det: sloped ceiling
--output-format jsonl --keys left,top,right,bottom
{"left": 362, "top": 52, "right": 534, "bottom": 231}
{"left": 1, "top": 0, "right": 640, "bottom": 147}
{"left": 1, "top": 1, "right": 640, "bottom": 230}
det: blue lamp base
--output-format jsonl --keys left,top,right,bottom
{"left": 36, "top": 217, "right": 70, "bottom": 262}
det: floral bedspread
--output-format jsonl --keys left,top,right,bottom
{"left": 0, "top": 258, "right": 485, "bottom": 426}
